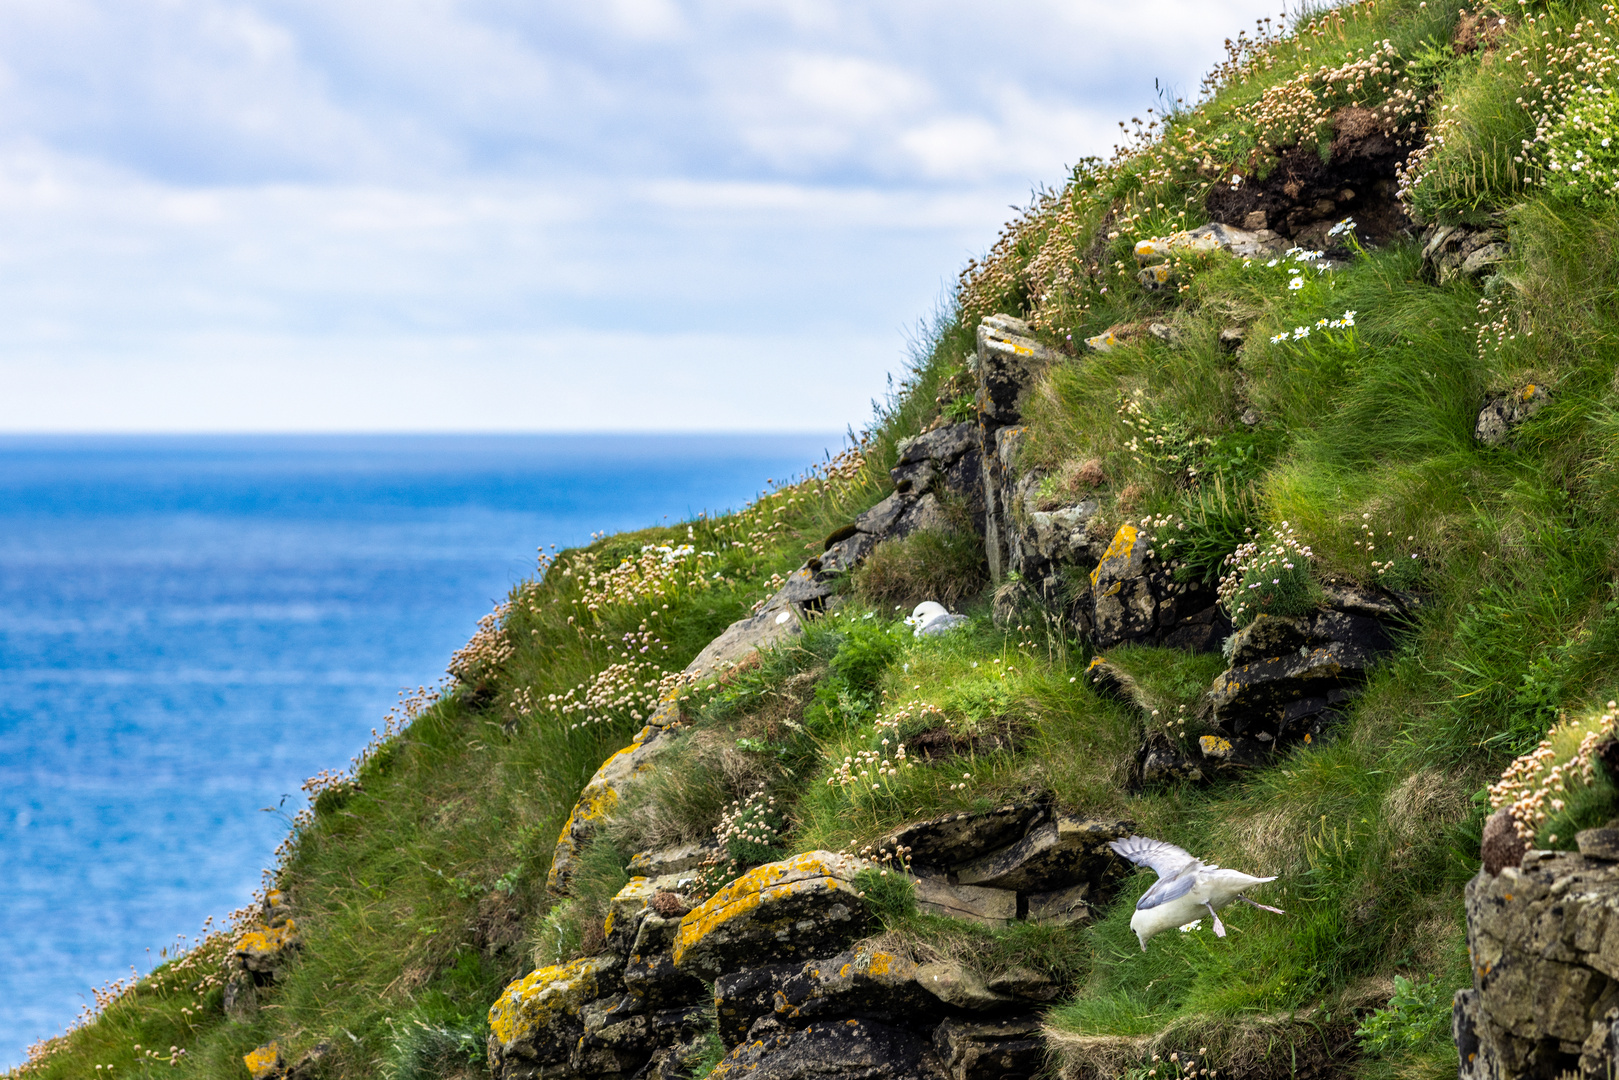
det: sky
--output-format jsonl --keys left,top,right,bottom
{"left": 0, "top": 0, "right": 1291, "bottom": 432}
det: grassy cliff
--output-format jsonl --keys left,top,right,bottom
{"left": 18, "top": 0, "right": 1619, "bottom": 1076}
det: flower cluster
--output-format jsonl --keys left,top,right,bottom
{"left": 1118, "top": 391, "right": 1211, "bottom": 477}
{"left": 873, "top": 698, "right": 947, "bottom": 736}
{"left": 564, "top": 541, "right": 725, "bottom": 614}
{"left": 1270, "top": 309, "right": 1357, "bottom": 344}
{"left": 545, "top": 627, "right": 684, "bottom": 730}
{"left": 1539, "top": 84, "right": 1619, "bottom": 201}
{"left": 447, "top": 600, "right": 515, "bottom": 684}
{"left": 1217, "top": 521, "right": 1316, "bottom": 627}
{"left": 691, "top": 783, "right": 792, "bottom": 894}
{"left": 1145, "top": 1048, "right": 1219, "bottom": 1080}
{"left": 828, "top": 742, "right": 914, "bottom": 792}
{"left": 1488, "top": 702, "right": 1618, "bottom": 842}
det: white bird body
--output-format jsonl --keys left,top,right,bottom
{"left": 1108, "top": 835, "right": 1284, "bottom": 950}
{"left": 907, "top": 601, "right": 967, "bottom": 637}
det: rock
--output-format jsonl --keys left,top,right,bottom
{"left": 913, "top": 876, "right": 1016, "bottom": 926}
{"left": 914, "top": 960, "right": 1014, "bottom": 1012}
{"left": 878, "top": 804, "right": 1049, "bottom": 869}
{"left": 548, "top": 725, "right": 680, "bottom": 896}
{"left": 981, "top": 425, "right": 1023, "bottom": 584}
{"left": 685, "top": 606, "right": 803, "bottom": 681}
{"left": 716, "top": 963, "right": 801, "bottom": 1048}
{"left": 1137, "top": 263, "right": 1174, "bottom": 291}
{"left": 625, "top": 912, "right": 707, "bottom": 1009}
{"left": 1460, "top": 851, "right": 1619, "bottom": 1080}
{"left": 891, "top": 423, "right": 979, "bottom": 499}
{"left": 1422, "top": 223, "right": 1507, "bottom": 285}
{"left": 1088, "top": 525, "right": 1222, "bottom": 652}
{"left": 1318, "top": 583, "right": 1422, "bottom": 621}
{"left": 285, "top": 1042, "right": 332, "bottom": 1080}
{"left": 1226, "top": 610, "right": 1390, "bottom": 666}
{"left": 1476, "top": 384, "right": 1550, "bottom": 446}
{"left": 244, "top": 1042, "right": 284, "bottom": 1080}
{"left": 933, "top": 1016, "right": 1046, "bottom": 1080}
{"left": 1137, "top": 731, "right": 1204, "bottom": 786}
{"left": 773, "top": 948, "right": 947, "bottom": 1026}
{"left": 709, "top": 1017, "right": 937, "bottom": 1080}
{"left": 487, "top": 955, "right": 623, "bottom": 1075}
{"left": 1219, "top": 326, "right": 1248, "bottom": 352}
{"left": 1196, "top": 733, "right": 1272, "bottom": 769}
{"left": 232, "top": 918, "right": 301, "bottom": 978}
{"left": 629, "top": 840, "right": 721, "bottom": 878}
{"left": 575, "top": 995, "right": 657, "bottom": 1075}
{"left": 1133, "top": 222, "right": 1284, "bottom": 264}
{"left": 1208, "top": 641, "right": 1377, "bottom": 738}
{"left": 1480, "top": 806, "right": 1530, "bottom": 876}
{"left": 1579, "top": 828, "right": 1619, "bottom": 862}
{"left": 984, "top": 968, "right": 1059, "bottom": 1002}
{"left": 976, "top": 316, "right": 1060, "bottom": 429}
{"left": 223, "top": 972, "right": 258, "bottom": 1022}
{"left": 1148, "top": 322, "right": 1183, "bottom": 345}
{"left": 1025, "top": 881, "right": 1098, "bottom": 927}
{"left": 672, "top": 852, "right": 872, "bottom": 980}
{"left": 953, "top": 815, "right": 1130, "bottom": 893}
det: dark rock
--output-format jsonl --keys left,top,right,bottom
{"left": 1025, "top": 881, "right": 1098, "bottom": 927}
{"left": 1319, "top": 583, "right": 1422, "bottom": 621}
{"left": 1208, "top": 642, "right": 1377, "bottom": 738}
{"left": 1599, "top": 739, "right": 1619, "bottom": 784}
{"left": 1226, "top": 610, "right": 1390, "bottom": 666}
{"left": 223, "top": 972, "right": 258, "bottom": 1022}
{"left": 1089, "top": 525, "right": 1222, "bottom": 652}
{"left": 1196, "top": 732, "right": 1272, "bottom": 770}
{"left": 576, "top": 996, "right": 657, "bottom": 1075}
{"left": 913, "top": 875, "right": 1016, "bottom": 926}
{"left": 953, "top": 815, "right": 1131, "bottom": 893}
{"left": 877, "top": 804, "right": 1048, "bottom": 869}
{"left": 1136, "top": 731, "right": 1204, "bottom": 786}
{"left": 284, "top": 1042, "right": 331, "bottom": 1080}
{"left": 914, "top": 960, "right": 1015, "bottom": 1012}
{"left": 625, "top": 913, "right": 707, "bottom": 1009}
{"left": 976, "top": 316, "right": 1060, "bottom": 430}
{"left": 488, "top": 955, "right": 625, "bottom": 1076}
{"left": 933, "top": 1016, "right": 1045, "bottom": 1080}
{"left": 1476, "top": 385, "right": 1550, "bottom": 446}
{"left": 1219, "top": 326, "right": 1248, "bottom": 352}
{"left": 709, "top": 1017, "right": 937, "bottom": 1080}
{"left": 716, "top": 964, "right": 800, "bottom": 1048}
{"left": 1578, "top": 828, "right": 1619, "bottom": 862}
{"left": 773, "top": 948, "right": 947, "bottom": 1027}
{"left": 983, "top": 969, "right": 1059, "bottom": 1003}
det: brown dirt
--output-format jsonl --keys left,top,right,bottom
{"left": 1204, "top": 108, "right": 1418, "bottom": 251}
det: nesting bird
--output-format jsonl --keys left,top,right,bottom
{"left": 906, "top": 601, "right": 968, "bottom": 637}
{"left": 1107, "top": 835, "right": 1285, "bottom": 950}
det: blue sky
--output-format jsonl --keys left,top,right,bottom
{"left": 0, "top": 0, "right": 1285, "bottom": 432}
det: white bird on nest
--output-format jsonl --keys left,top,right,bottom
{"left": 1108, "top": 835, "right": 1285, "bottom": 951}
{"left": 906, "top": 601, "right": 968, "bottom": 637}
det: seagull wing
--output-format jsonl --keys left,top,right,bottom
{"left": 1109, "top": 835, "right": 1201, "bottom": 880}
{"left": 1136, "top": 872, "right": 1200, "bottom": 911}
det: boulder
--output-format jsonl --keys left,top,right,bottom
{"left": 625, "top": 912, "right": 707, "bottom": 1009}
{"left": 914, "top": 960, "right": 1015, "bottom": 1012}
{"left": 1025, "top": 881, "right": 1098, "bottom": 927}
{"left": 1134, "top": 222, "right": 1287, "bottom": 264}
{"left": 773, "top": 948, "right": 947, "bottom": 1027}
{"left": 716, "top": 964, "right": 802, "bottom": 1048}
{"left": 709, "top": 1017, "right": 938, "bottom": 1080}
{"left": 1476, "top": 384, "right": 1550, "bottom": 446}
{"left": 1208, "top": 642, "right": 1375, "bottom": 739}
{"left": 487, "top": 955, "right": 623, "bottom": 1075}
{"left": 1459, "top": 850, "right": 1619, "bottom": 1080}
{"left": 933, "top": 1016, "right": 1046, "bottom": 1080}
{"left": 629, "top": 840, "right": 721, "bottom": 878}
{"left": 890, "top": 423, "right": 984, "bottom": 528}
{"left": 913, "top": 876, "right": 1016, "bottom": 927}
{"left": 1226, "top": 610, "right": 1390, "bottom": 666}
{"left": 953, "top": 815, "right": 1131, "bottom": 893}
{"left": 548, "top": 725, "right": 681, "bottom": 896}
{"left": 1196, "top": 733, "right": 1273, "bottom": 770}
{"left": 232, "top": 918, "right": 301, "bottom": 979}
{"left": 1137, "top": 731, "right": 1205, "bottom": 787}
{"left": 672, "top": 852, "right": 872, "bottom": 980}
{"left": 244, "top": 1043, "right": 283, "bottom": 1080}
{"left": 1422, "top": 223, "right": 1507, "bottom": 285}
{"left": 976, "top": 316, "right": 1060, "bottom": 430}
{"left": 878, "top": 804, "right": 1049, "bottom": 869}
{"left": 575, "top": 995, "right": 658, "bottom": 1075}
{"left": 1089, "top": 525, "right": 1223, "bottom": 652}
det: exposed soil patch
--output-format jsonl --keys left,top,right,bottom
{"left": 1205, "top": 108, "right": 1418, "bottom": 251}
{"left": 907, "top": 723, "right": 1023, "bottom": 761}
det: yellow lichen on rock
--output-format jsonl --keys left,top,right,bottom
{"left": 1090, "top": 525, "right": 1140, "bottom": 587}
{"left": 243, "top": 1042, "right": 282, "bottom": 1080}
{"left": 488, "top": 955, "right": 618, "bottom": 1048}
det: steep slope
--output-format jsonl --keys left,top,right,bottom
{"left": 18, "top": 1, "right": 1619, "bottom": 1078}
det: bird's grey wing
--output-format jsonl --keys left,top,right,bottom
{"left": 1136, "top": 872, "right": 1200, "bottom": 911}
{"left": 1109, "top": 835, "right": 1200, "bottom": 880}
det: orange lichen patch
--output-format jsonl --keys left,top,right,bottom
{"left": 243, "top": 1042, "right": 282, "bottom": 1080}
{"left": 488, "top": 955, "right": 615, "bottom": 1048}
{"left": 1090, "top": 526, "right": 1140, "bottom": 586}
{"left": 233, "top": 920, "right": 299, "bottom": 960}
{"left": 1200, "top": 735, "right": 1233, "bottom": 755}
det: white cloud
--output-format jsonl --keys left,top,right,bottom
{"left": 0, "top": 0, "right": 1288, "bottom": 431}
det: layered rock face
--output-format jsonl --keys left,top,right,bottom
{"left": 1456, "top": 831, "right": 1619, "bottom": 1080}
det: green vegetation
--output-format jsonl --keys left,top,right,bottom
{"left": 22, "top": 0, "right": 1619, "bottom": 1077}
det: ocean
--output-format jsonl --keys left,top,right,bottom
{"left": 0, "top": 433, "right": 837, "bottom": 1063}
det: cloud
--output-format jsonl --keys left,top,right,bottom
{"left": 0, "top": 0, "right": 1289, "bottom": 431}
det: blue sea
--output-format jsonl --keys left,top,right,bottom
{"left": 0, "top": 433, "right": 836, "bottom": 1063}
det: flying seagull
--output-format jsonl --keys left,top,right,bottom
{"left": 1107, "top": 835, "right": 1285, "bottom": 950}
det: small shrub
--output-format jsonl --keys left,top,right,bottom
{"left": 853, "top": 528, "right": 987, "bottom": 611}
{"left": 1216, "top": 522, "right": 1318, "bottom": 628}
{"left": 1355, "top": 975, "right": 1453, "bottom": 1056}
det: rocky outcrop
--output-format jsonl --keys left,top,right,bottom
{"left": 1456, "top": 835, "right": 1619, "bottom": 1080}
{"left": 548, "top": 719, "right": 683, "bottom": 896}
{"left": 488, "top": 955, "right": 625, "bottom": 1078}
{"left": 1131, "top": 222, "right": 1287, "bottom": 292}
{"left": 1476, "top": 384, "right": 1549, "bottom": 446}
{"left": 225, "top": 889, "right": 301, "bottom": 1022}
{"left": 1422, "top": 223, "right": 1507, "bottom": 286}
{"left": 1088, "top": 525, "right": 1224, "bottom": 652}
{"left": 709, "top": 1017, "right": 938, "bottom": 1080}
{"left": 975, "top": 315, "right": 1060, "bottom": 430}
